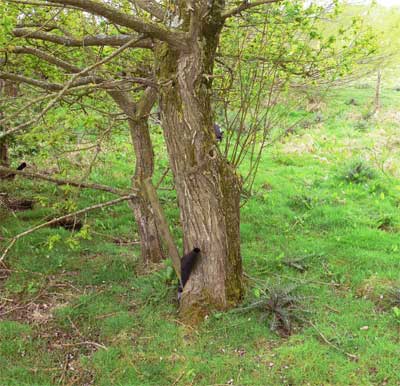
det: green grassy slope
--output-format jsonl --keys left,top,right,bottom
{"left": 0, "top": 86, "right": 399, "bottom": 386}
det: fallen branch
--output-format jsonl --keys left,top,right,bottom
{"left": 308, "top": 320, "right": 359, "bottom": 361}
{"left": 143, "top": 178, "right": 181, "bottom": 278}
{"left": 0, "top": 166, "right": 127, "bottom": 196}
{"left": 0, "top": 194, "right": 137, "bottom": 264}
{"left": 52, "top": 341, "right": 108, "bottom": 350}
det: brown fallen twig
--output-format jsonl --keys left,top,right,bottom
{"left": 308, "top": 320, "right": 358, "bottom": 361}
{"left": 0, "top": 194, "right": 137, "bottom": 264}
{"left": 0, "top": 166, "right": 127, "bottom": 196}
{"left": 52, "top": 341, "right": 107, "bottom": 350}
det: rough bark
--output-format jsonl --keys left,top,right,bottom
{"left": 109, "top": 87, "right": 165, "bottom": 264}
{"left": 0, "top": 139, "right": 8, "bottom": 167}
{"left": 0, "top": 44, "right": 166, "bottom": 265}
{"left": 156, "top": 7, "right": 243, "bottom": 315}
{"left": 0, "top": 81, "right": 17, "bottom": 169}
{"left": 6, "top": 0, "right": 247, "bottom": 316}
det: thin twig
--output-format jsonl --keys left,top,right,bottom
{"left": 155, "top": 167, "right": 170, "bottom": 189}
{"left": 172, "top": 371, "right": 185, "bottom": 386}
{"left": 0, "top": 194, "right": 137, "bottom": 263}
{"left": 308, "top": 320, "right": 358, "bottom": 361}
{"left": 0, "top": 35, "right": 141, "bottom": 139}
{"left": 52, "top": 341, "right": 108, "bottom": 350}
{"left": 0, "top": 166, "right": 126, "bottom": 195}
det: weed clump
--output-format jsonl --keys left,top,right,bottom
{"left": 387, "top": 287, "right": 400, "bottom": 323}
{"left": 236, "top": 283, "right": 308, "bottom": 337}
{"left": 376, "top": 214, "right": 396, "bottom": 232}
{"left": 355, "top": 83, "right": 372, "bottom": 89}
{"left": 354, "top": 120, "right": 369, "bottom": 132}
{"left": 289, "top": 194, "right": 315, "bottom": 210}
{"left": 289, "top": 193, "right": 323, "bottom": 210}
{"left": 340, "top": 159, "right": 377, "bottom": 183}
{"left": 388, "top": 287, "right": 400, "bottom": 308}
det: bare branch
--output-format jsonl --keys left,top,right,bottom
{"left": 131, "top": 0, "right": 166, "bottom": 21}
{"left": 0, "top": 194, "right": 137, "bottom": 263}
{"left": 39, "top": 0, "right": 185, "bottom": 49}
{"left": 0, "top": 83, "right": 104, "bottom": 139}
{"left": 0, "top": 93, "right": 54, "bottom": 125}
{"left": 15, "top": 23, "right": 66, "bottom": 32}
{"left": 0, "top": 86, "right": 100, "bottom": 127}
{"left": 12, "top": 28, "right": 153, "bottom": 48}
{"left": 222, "top": 0, "right": 281, "bottom": 19}
{"left": 142, "top": 178, "right": 181, "bottom": 278}
{"left": 10, "top": 46, "right": 81, "bottom": 73}
{"left": 6, "top": 0, "right": 79, "bottom": 9}
{"left": 0, "top": 72, "right": 105, "bottom": 91}
{"left": 5, "top": 48, "right": 157, "bottom": 88}
{"left": 0, "top": 166, "right": 127, "bottom": 195}
{"left": 0, "top": 35, "right": 141, "bottom": 140}
{"left": 0, "top": 72, "right": 62, "bottom": 91}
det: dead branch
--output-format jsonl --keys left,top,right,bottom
{"left": 155, "top": 167, "right": 170, "bottom": 189}
{"left": 0, "top": 166, "right": 127, "bottom": 195}
{"left": 308, "top": 320, "right": 359, "bottom": 361}
{"left": 223, "top": 0, "right": 281, "bottom": 19}
{"left": 12, "top": 28, "right": 153, "bottom": 48}
{"left": 36, "top": 0, "right": 185, "bottom": 49}
{"left": 142, "top": 178, "right": 181, "bottom": 278}
{"left": 0, "top": 194, "right": 137, "bottom": 264}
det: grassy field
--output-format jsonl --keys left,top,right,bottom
{"left": 1, "top": 85, "right": 399, "bottom": 385}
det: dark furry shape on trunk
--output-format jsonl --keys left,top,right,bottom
{"left": 178, "top": 247, "right": 201, "bottom": 299}
{"left": 214, "top": 123, "right": 223, "bottom": 142}
{"left": 16, "top": 162, "right": 27, "bottom": 171}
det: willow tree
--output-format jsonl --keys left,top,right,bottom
{"left": 0, "top": 9, "right": 174, "bottom": 265}
{"left": 1, "top": 0, "right": 376, "bottom": 316}
{"left": 3, "top": 0, "right": 275, "bottom": 315}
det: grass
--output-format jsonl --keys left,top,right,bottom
{"left": 1, "top": 85, "right": 400, "bottom": 385}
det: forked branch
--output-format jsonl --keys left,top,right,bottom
{"left": 222, "top": 0, "right": 281, "bottom": 19}
{"left": 36, "top": 0, "right": 185, "bottom": 49}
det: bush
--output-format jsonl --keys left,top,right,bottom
{"left": 340, "top": 159, "right": 377, "bottom": 183}
{"left": 354, "top": 120, "right": 369, "bottom": 132}
{"left": 289, "top": 194, "right": 316, "bottom": 210}
{"left": 354, "top": 83, "right": 372, "bottom": 89}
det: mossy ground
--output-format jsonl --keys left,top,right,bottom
{"left": 1, "top": 85, "right": 399, "bottom": 385}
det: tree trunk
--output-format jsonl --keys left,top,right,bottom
{"left": 0, "top": 139, "right": 8, "bottom": 167}
{"left": 109, "top": 87, "right": 165, "bottom": 264}
{"left": 0, "top": 81, "right": 13, "bottom": 169}
{"left": 156, "top": 22, "right": 243, "bottom": 316}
